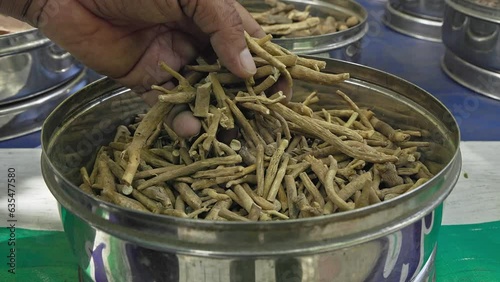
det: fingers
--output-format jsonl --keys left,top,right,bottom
{"left": 172, "top": 110, "right": 202, "bottom": 138}
{"left": 140, "top": 82, "right": 175, "bottom": 106}
{"left": 120, "top": 29, "right": 199, "bottom": 93}
{"left": 232, "top": 4, "right": 293, "bottom": 102}
{"left": 140, "top": 87, "right": 201, "bottom": 139}
{"left": 165, "top": 104, "right": 201, "bottom": 138}
{"left": 269, "top": 77, "right": 293, "bottom": 103}
{"left": 179, "top": 0, "right": 257, "bottom": 78}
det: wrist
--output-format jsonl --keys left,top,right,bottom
{"left": 0, "top": 0, "right": 44, "bottom": 27}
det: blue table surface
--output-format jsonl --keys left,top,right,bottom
{"left": 357, "top": 0, "right": 499, "bottom": 141}
{"left": 1, "top": 0, "right": 498, "bottom": 149}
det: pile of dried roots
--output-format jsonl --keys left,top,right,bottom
{"left": 79, "top": 33, "right": 434, "bottom": 221}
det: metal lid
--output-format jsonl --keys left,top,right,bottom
{"left": 0, "top": 69, "right": 89, "bottom": 141}
{"left": 446, "top": 0, "right": 500, "bottom": 23}
{"left": 0, "top": 24, "right": 49, "bottom": 56}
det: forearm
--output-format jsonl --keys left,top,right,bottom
{"left": 0, "top": 0, "right": 31, "bottom": 19}
{"left": 0, "top": 0, "right": 43, "bottom": 26}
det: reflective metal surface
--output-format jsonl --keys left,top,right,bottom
{"left": 392, "top": 0, "right": 445, "bottom": 20}
{"left": 0, "top": 28, "right": 83, "bottom": 105}
{"left": 447, "top": 0, "right": 500, "bottom": 22}
{"left": 72, "top": 208, "right": 442, "bottom": 282}
{"left": 0, "top": 69, "right": 88, "bottom": 141}
{"left": 240, "top": 0, "right": 368, "bottom": 60}
{"left": 41, "top": 58, "right": 461, "bottom": 282}
{"left": 442, "top": 49, "right": 500, "bottom": 100}
{"left": 442, "top": 0, "right": 500, "bottom": 71}
{"left": 384, "top": 1, "right": 443, "bottom": 42}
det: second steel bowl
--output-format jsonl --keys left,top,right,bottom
{"left": 240, "top": 0, "right": 368, "bottom": 61}
{"left": 394, "top": 0, "right": 446, "bottom": 20}
{"left": 441, "top": 0, "right": 500, "bottom": 99}
{"left": 442, "top": 0, "right": 500, "bottom": 71}
{"left": 384, "top": 0, "right": 445, "bottom": 42}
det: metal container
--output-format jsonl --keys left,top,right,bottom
{"left": 41, "top": 58, "right": 461, "bottom": 282}
{"left": 0, "top": 18, "right": 83, "bottom": 105}
{"left": 396, "top": 0, "right": 446, "bottom": 20}
{"left": 384, "top": 0, "right": 445, "bottom": 42}
{"left": 240, "top": 0, "right": 368, "bottom": 61}
{"left": 441, "top": 0, "right": 500, "bottom": 100}
{"left": 0, "top": 69, "right": 89, "bottom": 141}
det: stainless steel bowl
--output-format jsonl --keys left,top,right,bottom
{"left": 395, "top": 0, "right": 446, "bottom": 20}
{"left": 0, "top": 23, "right": 83, "bottom": 105}
{"left": 442, "top": 0, "right": 500, "bottom": 71}
{"left": 240, "top": 0, "right": 368, "bottom": 61}
{"left": 384, "top": 0, "right": 444, "bottom": 42}
{"left": 41, "top": 58, "right": 461, "bottom": 282}
{"left": 0, "top": 69, "right": 89, "bottom": 141}
{"left": 441, "top": 0, "right": 500, "bottom": 99}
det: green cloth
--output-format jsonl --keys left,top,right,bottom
{"left": 1, "top": 222, "right": 499, "bottom": 281}
{"left": 0, "top": 229, "right": 78, "bottom": 281}
{"left": 435, "top": 222, "right": 500, "bottom": 281}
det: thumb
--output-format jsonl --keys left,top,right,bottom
{"left": 180, "top": 0, "right": 257, "bottom": 78}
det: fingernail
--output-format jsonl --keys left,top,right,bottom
{"left": 240, "top": 48, "right": 256, "bottom": 76}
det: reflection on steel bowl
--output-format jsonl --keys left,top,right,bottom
{"left": 41, "top": 58, "right": 461, "bottom": 282}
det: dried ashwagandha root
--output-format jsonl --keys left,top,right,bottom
{"left": 81, "top": 36, "right": 435, "bottom": 221}
{"left": 249, "top": 0, "right": 361, "bottom": 38}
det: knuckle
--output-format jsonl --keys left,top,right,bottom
{"left": 184, "top": 0, "right": 243, "bottom": 35}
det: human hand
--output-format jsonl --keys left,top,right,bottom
{"left": 5, "top": 0, "right": 268, "bottom": 137}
